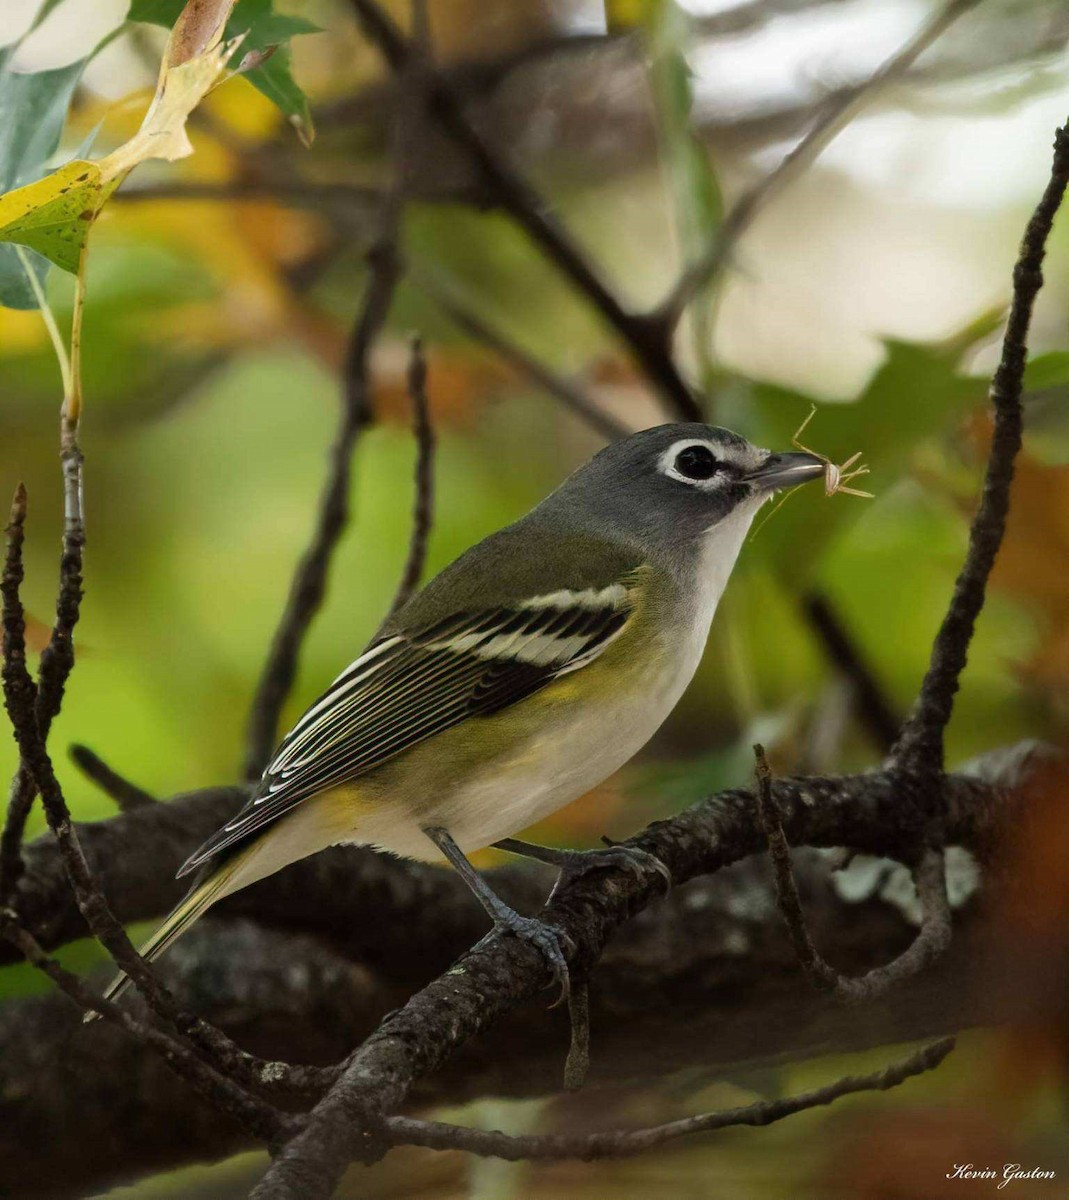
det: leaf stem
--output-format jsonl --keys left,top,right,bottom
{"left": 66, "top": 243, "right": 89, "bottom": 423}
{"left": 15, "top": 247, "right": 72, "bottom": 400}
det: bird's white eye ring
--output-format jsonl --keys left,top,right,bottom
{"left": 658, "top": 439, "right": 726, "bottom": 488}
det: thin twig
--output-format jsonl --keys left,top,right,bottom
{"left": 346, "top": 0, "right": 702, "bottom": 423}
{"left": 2, "top": 539, "right": 181, "bottom": 1017}
{"left": 69, "top": 744, "right": 156, "bottom": 811}
{"left": 1, "top": 415, "right": 86, "bottom": 899}
{"left": 0, "top": 495, "right": 331, "bottom": 1105}
{"left": 384, "top": 336, "right": 435, "bottom": 619}
{"left": 0, "top": 912, "right": 289, "bottom": 1145}
{"left": 0, "top": 486, "right": 32, "bottom": 900}
{"left": 657, "top": 0, "right": 982, "bottom": 327}
{"left": 37, "top": 416, "right": 85, "bottom": 746}
{"left": 802, "top": 591, "right": 899, "bottom": 754}
{"left": 242, "top": 237, "right": 400, "bottom": 781}
{"left": 6, "top": 610, "right": 331, "bottom": 1107}
{"left": 753, "top": 745, "right": 951, "bottom": 1001}
{"left": 240, "top": 2, "right": 425, "bottom": 781}
{"left": 890, "top": 121, "right": 1069, "bottom": 777}
{"left": 0, "top": 491, "right": 208, "bottom": 1035}
{"left": 385, "top": 1037, "right": 954, "bottom": 1160}
{"left": 423, "top": 275, "right": 630, "bottom": 442}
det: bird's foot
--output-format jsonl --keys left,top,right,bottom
{"left": 478, "top": 909, "right": 574, "bottom": 1006}
{"left": 494, "top": 835, "right": 672, "bottom": 894}
{"left": 562, "top": 839, "right": 672, "bottom": 894}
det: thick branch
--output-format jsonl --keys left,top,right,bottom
{"left": 0, "top": 914, "right": 289, "bottom": 1149}
{"left": 1, "top": 747, "right": 1057, "bottom": 1196}
{"left": 1, "top": 751, "right": 1025, "bottom": 972}
{"left": 250, "top": 746, "right": 1038, "bottom": 1199}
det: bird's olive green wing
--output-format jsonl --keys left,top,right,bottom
{"left": 178, "top": 582, "right": 635, "bottom": 876}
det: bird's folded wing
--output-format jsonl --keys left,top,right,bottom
{"left": 178, "top": 583, "right": 634, "bottom": 875}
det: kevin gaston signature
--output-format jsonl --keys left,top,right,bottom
{"left": 947, "top": 1164, "right": 1057, "bottom": 1189}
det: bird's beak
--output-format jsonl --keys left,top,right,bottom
{"left": 746, "top": 450, "right": 826, "bottom": 493}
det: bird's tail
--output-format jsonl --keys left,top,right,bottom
{"left": 85, "top": 852, "right": 245, "bottom": 1023}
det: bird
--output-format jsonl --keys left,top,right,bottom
{"left": 92, "top": 423, "right": 825, "bottom": 1016}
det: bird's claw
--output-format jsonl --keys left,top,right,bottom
{"left": 582, "top": 839, "right": 673, "bottom": 894}
{"left": 489, "top": 912, "right": 574, "bottom": 1007}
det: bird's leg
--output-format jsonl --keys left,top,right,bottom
{"left": 494, "top": 836, "right": 672, "bottom": 894}
{"left": 423, "top": 825, "right": 573, "bottom": 1002}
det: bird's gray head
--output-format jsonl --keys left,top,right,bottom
{"left": 543, "top": 423, "right": 825, "bottom": 568}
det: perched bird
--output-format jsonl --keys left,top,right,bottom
{"left": 94, "top": 424, "right": 824, "bottom": 1014}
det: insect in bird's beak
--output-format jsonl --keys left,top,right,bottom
{"left": 745, "top": 450, "right": 827, "bottom": 492}
{"left": 746, "top": 409, "right": 874, "bottom": 542}
{"left": 788, "top": 405, "right": 875, "bottom": 499}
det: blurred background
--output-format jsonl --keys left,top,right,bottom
{"left": 1, "top": 0, "right": 1067, "bottom": 1196}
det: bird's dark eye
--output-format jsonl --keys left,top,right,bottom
{"left": 674, "top": 444, "right": 720, "bottom": 481}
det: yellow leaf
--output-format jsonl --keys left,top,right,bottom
{"left": 0, "top": 0, "right": 239, "bottom": 276}
{"left": 99, "top": 8, "right": 240, "bottom": 183}
{"left": 0, "top": 161, "right": 108, "bottom": 273}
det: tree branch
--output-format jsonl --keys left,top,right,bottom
{"left": 2, "top": 748, "right": 1025, "bottom": 972}
{"left": 890, "top": 121, "right": 1069, "bottom": 777}
{"left": 1, "top": 416, "right": 86, "bottom": 900}
{"left": 241, "top": 237, "right": 400, "bottom": 780}
{"left": 345, "top": 0, "right": 702, "bottom": 422}
{"left": 384, "top": 1037, "right": 954, "bottom": 1160}
{"left": 69, "top": 744, "right": 156, "bottom": 811}
{"left": 754, "top": 744, "right": 950, "bottom": 1002}
{"left": 0, "top": 746, "right": 1056, "bottom": 1195}
{"left": 383, "top": 336, "right": 435, "bottom": 620}
{"left": 423, "top": 274, "right": 631, "bottom": 442}
{"left": 656, "top": 0, "right": 983, "bottom": 326}
{"left": 248, "top": 744, "right": 1036, "bottom": 1199}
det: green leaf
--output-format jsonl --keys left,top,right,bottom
{"left": 0, "top": 49, "right": 88, "bottom": 307}
{"left": 0, "top": 11, "right": 238, "bottom": 285}
{"left": 0, "top": 240, "right": 49, "bottom": 308}
{"left": 226, "top": 0, "right": 320, "bottom": 50}
{"left": 127, "top": 0, "right": 187, "bottom": 24}
{"left": 128, "top": 0, "right": 318, "bottom": 141}
{"left": 1022, "top": 350, "right": 1069, "bottom": 391}
{"left": 243, "top": 45, "right": 313, "bottom": 145}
